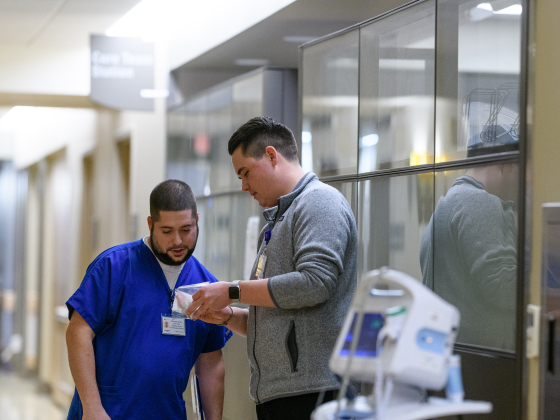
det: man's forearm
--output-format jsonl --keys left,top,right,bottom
{"left": 227, "top": 307, "right": 248, "bottom": 337}
{"left": 239, "top": 279, "right": 275, "bottom": 307}
{"left": 195, "top": 351, "right": 225, "bottom": 420}
{"left": 66, "top": 313, "right": 109, "bottom": 419}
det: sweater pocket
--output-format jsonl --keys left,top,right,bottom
{"left": 285, "top": 320, "right": 299, "bottom": 372}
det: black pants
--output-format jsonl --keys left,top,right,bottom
{"left": 255, "top": 390, "right": 337, "bottom": 420}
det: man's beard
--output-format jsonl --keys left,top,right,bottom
{"left": 149, "top": 225, "right": 198, "bottom": 266}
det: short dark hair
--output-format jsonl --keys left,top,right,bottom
{"left": 150, "top": 179, "right": 197, "bottom": 222}
{"left": 228, "top": 116, "right": 299, "bottom": 162}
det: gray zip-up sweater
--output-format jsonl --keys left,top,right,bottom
{"left": 247, "top": 172, "right": 357, "bottom": 403}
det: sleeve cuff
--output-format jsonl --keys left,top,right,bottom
{"left": 201, "top": 326, "right": 231, "bottom": 353}
{"left": 65, "top": 298, "right": 99, "bottom": 333}
{"left": 267, "top": 277, "right": 282, "bottom": 309}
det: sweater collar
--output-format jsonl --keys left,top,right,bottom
{"left": 453, "top": 175, "right": 486, "bottom": 191}
{"left": 263, "top": 172, "right": 317, "bottom": 222}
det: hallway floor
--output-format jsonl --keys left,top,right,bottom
{"left": 0, "top": 371, "right": 66, "bottom": 420}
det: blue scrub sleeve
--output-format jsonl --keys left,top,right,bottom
{"left": 201, "top": 325, "right": 231, "bottom": 353}
{"left": 66, "top": 255, "right": 124, "bottom": 334}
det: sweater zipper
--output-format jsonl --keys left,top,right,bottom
{"left": 252, "top": 304, "right": 261, "bottom": 404}
{"left": 252, "top": 221, "right": 276, "bottom": 405}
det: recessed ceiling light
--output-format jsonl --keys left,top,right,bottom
{"left": 140, "top": 89, "right": 169, "bottom": 98}
{"left": 495, "top": 4, "right": 522, "bottom": 15}
{"left": 476, "top": 3, "right": 493, "bottom": 11}
{"left": 106, "top": 0, "right": 297, "bottom": 43}
{"left": 106, "top": 0, "right": 177, "bottom": 41}
{"left": 234, "top": 58, "right": 269, "bottom": 66}
{"left": 361, "top": 134, "right": 379, "bottom": 147}
{"left": 470, "top": 3, "right": 494, "bottom": 21}
{"left": 0, "top": 106, "right": 34, "bottom": 130}
{"left": 283, "top": 36, "right": 317, "bottom": 44}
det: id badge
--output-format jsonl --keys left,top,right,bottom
{"left": 255, "top": 253, "right": 268, "bottom": 279}
{"left": 161, "top": 314, "right": 186, "bottom": 336}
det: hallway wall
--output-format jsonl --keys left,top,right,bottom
{"left": 0, "top": 101, "right": 166, "bottom": 408}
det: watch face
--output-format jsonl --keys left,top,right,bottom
{"left": 229, "top": 285, "right": 240, "bottom": 300}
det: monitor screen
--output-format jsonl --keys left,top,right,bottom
{"left": 340, "top": 312, "right": 384, "bottom": 357}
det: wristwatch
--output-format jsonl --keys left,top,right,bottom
{"left": 229, "top": 280, "right": 241, "bottom": 303}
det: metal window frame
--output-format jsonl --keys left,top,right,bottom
{"left": 299, "top": 0, "right": 530, "bottom": 417}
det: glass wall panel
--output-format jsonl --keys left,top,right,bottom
{"left": 206, "top": 87, "right": 236, "bottom": 194}
{"left": 200, "top": 196, "right": 231, "bottom": 281}
{"left": 358, "top": 172, "right": 433, "bottom": 282}
{"left": 436, "top": 0, "right": 521, "bottom": 162}
{"left": 193, "top": 198, "right": 208, "bottom": 265}
{"left": 167, "top": 108, "right": 205, "bottom": 195}
{"left": 302, "top": 30, "right": 359, "bottom": 177}
{"left": 359, "top": 0, "right": 436, "bottom": 172}
{"left": 232, "top": 72, "right": 264, "bottom": 131}
{"left": 167, "top": 97, "right": 210, "bottom": 196}
{"left": 422, "top": 162, "right": 519, "bottom": 351}
{"left": 167, "top": 71, "right": 266, "bottom": 197}
{"left": 229, "top": 193, "right": 266, "bottom": 281}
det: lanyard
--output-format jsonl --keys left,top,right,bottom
{"left": 255, "top": 230, "right": 272, "bottom": 279}
{"left": 169, "top": 288, "right": 176, "bottom": 310}
{"left": 264, "top": 230, "right": 271, "bottom": 245}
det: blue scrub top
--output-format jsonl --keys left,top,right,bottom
{"left": 66, "top": 239, "right": 230, "bottom": 420}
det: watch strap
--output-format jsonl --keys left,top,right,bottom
{"left": 229, "top": 280, "right": 241, "bottom": 302}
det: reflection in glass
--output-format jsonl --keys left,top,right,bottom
{"left": 421, "top": 162, "right": 518, "bottom": 351}
{"left": 302, "top": 30, "right": 359, "bottom": 177}
{"left": 358, "top": 173, "right": 433, "bottom": 282}
{"left": 359, "top": 0, "right": 436, "bottom": 171}
{"left": 436, "top": 0, "right": 521, "bottom": 161}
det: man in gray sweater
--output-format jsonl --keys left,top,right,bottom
{"left": 186, "top": 116, "right": 358, "bottom": 420}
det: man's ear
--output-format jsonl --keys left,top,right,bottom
{"left": 147, "top": 216, "right": 153, "bottom": 231}
{"left": 265, "top": 146, "right": 279, "bottom": 166}
{"left": 196, "top": 212, "right": 199, "bottom": 224}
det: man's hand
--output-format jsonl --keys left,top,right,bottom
{"left": 186, "top": 282, "right": 231, "bottom": 320}
{"left": 195, "top": 307, "right": 232, "bottom": 325}
{"left": 83, "top": 408, "right": 112, "bottom": 420}
{"left": 187, "top": 280, "right": 276, "bottom": 320}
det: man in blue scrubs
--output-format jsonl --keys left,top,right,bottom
{"left": 66, "top": 180, "right": 229, "bottom": 420}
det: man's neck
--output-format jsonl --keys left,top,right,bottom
{"left": 143, "top": 236, "right": 183, "bottom": 272}
{"left": 280, "top": 164, "right": 306, "bottom": 196}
